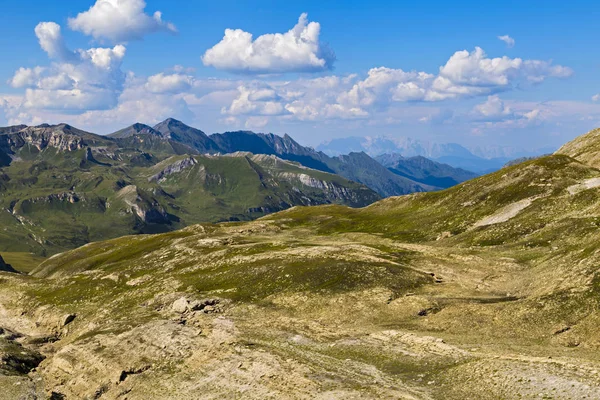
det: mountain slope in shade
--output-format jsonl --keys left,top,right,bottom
{"left": 210, "top": 130, "right": 334, "bottom": 173}
{"left": 327, "top": 152, "right": 435, "bottom": 196}
{"left": 0, "top": 254, "right": 18, "bottom": 273}
{"left": 153, "top": 118, "right": 220, "bottom": 153}
{"left": 376, "top": 153, "right": 479, "bottom": 188}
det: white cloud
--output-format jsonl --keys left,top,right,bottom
{"left": 472, "top": 95, "right": 514, "bottom": 121}
{"left": 497, "top": 35, "right": 515, "bottom": 48}
{"left": 437, "top": 47, "right": 522, "bottom": 86}
{"left": 79, "top": 45, "right": 127, "bottom": 70}
{"left": 337, "top": 67, "right": 434, "bottom": 108}
{"left": 522, "top": 60, "right": 573, "bottom": 83}
{"left": 245, "top": 116, "right": 269, "bottom": 129}
{"left": 337, "top": 47, "right": 572, "bottom": 108}
{"left": 9, "top": 67, "right": 46, "bottom": 88}
{"left": 467, "top": 98, "right": 578, "bottom": 133}
{"left": 68, "top": 0, "right": 176, "bottom": 42}
{"left": 202, "top": 13, "right": 335, "bottom": 74}
{"left": 220, "top": 76, "right": 370, "bottom": 124}
{"left": 224, "top": 85, "right": 287, "bottom": 116}
{"left": 37, "top": 73, "right": 74, "bottom": 90}
{"left": 9, "top": 22, "right": 127, "bottom": 112}
{"left": 75, "top": 92, "right": 194, "bottom": 129}
{"left": 145, "top": 73, "right": 193, "bottom": 94}
{"left": 217, "top": 46, "right": 572, "bottom": 128}
{"left": 22, "top": 88, "right": 119, "bottom": 111}
{"left": 2, "top": 11, "right": 577, "bottom": 143}
{"left": 34, "top": 22, "right": 75, "bottom": 61}
{"left": 591, "top": 94, "right": 600, "bottom": 102}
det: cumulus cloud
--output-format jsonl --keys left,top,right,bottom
{"left": 467, "top": 97, "right": 566, "bottom": 134}
{"left": 472, "top": 95, "right": 514, "bottom": 121}
{"left": 68, "top": 0, "right": 176, "bottom": 42}
{"left": 34, "top": 22, "right": 75, "bottom": 61}
{"left": 202, "top": 13, "right": 335, "bottom": 74}
{"left": 497, "top": 35, "right": 515, "bottom": 48}
{"left": 75, "top": 90, "right": 194, "bottom": 129}
{"left": 336, "top": 47, "right": 572, "bottom": 109}
{"left": 9, "top": 67, "right": 46, "bottom": 88}
{"left": 337, "top": 67, "right": 434, "bottom": 108}
{"left": 9, "top": 22, "right": 127, "bottom": 112}
{"left": 593, "top": 94, "right": 600, "bottom": 102}
{"left": 145, "top": 73, "right": 193, "bottom": 94}
{"left": 437, "top": 47, "right": 523, "bottom": 86}
{"left": 221, "top": 76, "right": 369, "bottom": 123}
{"left": 224, "top": 84, "right": 287, "bottom": 116}
{"left": 3, "top": 12, "right": 575, "bottom": 139}
{"left": 217, "top": 46, "right": 572, "bottom": 128}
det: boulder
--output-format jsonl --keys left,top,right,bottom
{"left": 172, "top": 297, "right": 189, "bottom": 314}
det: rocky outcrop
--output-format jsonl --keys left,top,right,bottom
{"left": 22, "top": 192, "right": 81, "bottom": 205}
{"left": 277, "top": 172, "right": 376, "bottom": 205}
{"left": 116, "top": 185, "right": 170, "bottom": 224}
{"left": 0, "top": 125, "right": 86, "bottom": 153}
{"left": 149, "top": 156, "right": 198, "bottom": 182}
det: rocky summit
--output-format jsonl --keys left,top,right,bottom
{"left": 1, "top": 128, "right": 600, "bottom": 399}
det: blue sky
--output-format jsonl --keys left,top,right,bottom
{"left": 1, "top": 0, "right": 599, "bottom": 150}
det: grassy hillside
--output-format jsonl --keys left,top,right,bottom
{"left": 0, "top": 125, "right": 379, "bottom": 256}
{"left": 4, "top": 129, "right": 600, "bottom": 399}
{"left": 0, "top": 148, "right": 597, "bottom": 398}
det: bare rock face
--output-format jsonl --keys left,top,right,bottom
{"left": 149, "top": 156, "right": 198, "bottom": 183}
{"left": 1, "top": 125, "right": 86, "bottom": 153}
{"left": 0, "top": 255, "right": 18, "bottom": 274}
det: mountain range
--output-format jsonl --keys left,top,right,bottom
{"left": 0, "top": 119, "right": 481, "bottom": 256}
{"left": 317, "top": 135, "right": 555, "bottom": 173}
{"left": 0, "top": 122, "right": 379, "bottom": 255}
{"left": 107, "top": 119, "right": 478, "bottom": 196}
{"left": 375, "top": 153, "right": 479, "bottom": 187}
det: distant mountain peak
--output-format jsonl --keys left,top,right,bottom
{"left": 154, "top": 118, "right": 188, "bottom": 130}
{"left": 153, "top": 118, "right": 196, "bottom": 132}
{"left": 162, "top": 117, "right": 183, "bottom": 124}
{"left": 109, "top": 123, "right": 161, "bottom": 139}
